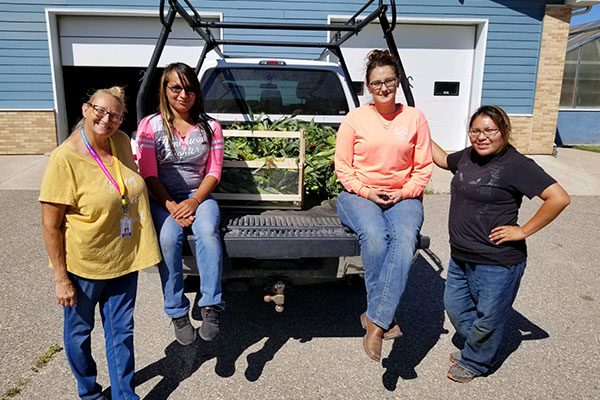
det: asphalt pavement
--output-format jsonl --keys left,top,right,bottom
{"left": 0, "top": 149, "right": 599, "bottom": 399}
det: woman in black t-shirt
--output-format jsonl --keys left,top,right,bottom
{"left": 431, "top": 105, "right": 570, "bottom": 383}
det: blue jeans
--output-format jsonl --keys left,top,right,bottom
{"left": 336, "top": 191, "right": 424, "bottom": 329}
{"left": 151, "top": 195, "right": 224, "bottom": 318}
{"left": 63, "top": 272, "right": 139, "bottom": 400}
{"left": 444, "top": 257, "right": 526, "bottom": 374}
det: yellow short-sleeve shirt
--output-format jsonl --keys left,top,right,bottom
{"left": 39, "top": 131, "right": 161, "bottom": 279}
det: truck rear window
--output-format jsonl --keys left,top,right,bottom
{"left": 200, "top": 67, "right": 349, "bottom": 116}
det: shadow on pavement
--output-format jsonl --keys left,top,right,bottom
{"left": 448, "top": 308, "right": 549, "bottom": 377}
{"left": 134, "top": 276, "right": 366, "bottom": 398}
{"left": 489, "top": 309, "right": 549, "bottom": 374}
{"left": 381, "top": 252, "right": 448, "bottom": 390}
{"left": 131, "top": 250, "right": 548, "bottom": 397}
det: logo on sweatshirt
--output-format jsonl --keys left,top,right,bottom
{"left": 394, "top": 126, "right": 410, "bottom": 141}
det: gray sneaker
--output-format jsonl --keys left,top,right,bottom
{"left": 198, "top": 307, "right": 221, "bottom": 341}
{"left": 172, "top": 314, "right": 197, "bottom": 345}
{"left": 447, "top": 363, "right": 480, "bottom": 383}
{"left": 449, "top": 351, "right": 461, "bottom": 364}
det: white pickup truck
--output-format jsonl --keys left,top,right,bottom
{"left": 136, "top": 0, "right": 427, "bottom": 311}
{"left": 199, "top": 58, "right": 356, "bottom": 127}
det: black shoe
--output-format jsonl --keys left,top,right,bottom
{"left": 198, "top": 307, "right": 221, "bottom": 341}
{"left": 172, "top": 314, "right": 196, "bottom": 345}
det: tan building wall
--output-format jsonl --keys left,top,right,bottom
{"left": 0, "top": 111, "right": 57, "bottom": 154}
{"left": 525, "top": 5, "right": 572, "bottom": 155}
{"left": 509, "top": 115, "right": 534, "bottom": 152}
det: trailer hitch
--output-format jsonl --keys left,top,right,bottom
{"left": 264, "top": 281, "right": 286, "bottom": 313}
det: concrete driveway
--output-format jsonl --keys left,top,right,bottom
{"left": 1, "top": 190, "right": 598, "bottom": 400}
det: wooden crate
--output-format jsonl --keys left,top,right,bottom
{"left": 213, "top": 129, "right": 305, "bottom": 208}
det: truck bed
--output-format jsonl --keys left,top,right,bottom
{"left": 185, "top": 199, "right": 429, "bottom": 261}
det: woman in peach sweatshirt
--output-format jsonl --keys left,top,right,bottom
{"left": 335, "top": 49, "right": 433, "bottom": 362}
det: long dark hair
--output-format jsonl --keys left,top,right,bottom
{"left": 159, "top": 62, "right": 213, "bottom": 151}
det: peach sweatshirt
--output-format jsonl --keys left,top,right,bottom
{"left": 335, "top": 103, "right": 433, "bottom": 199}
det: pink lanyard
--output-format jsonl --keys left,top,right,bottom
{"left": 81, "top": 128, "right": 128, "bottom": 213}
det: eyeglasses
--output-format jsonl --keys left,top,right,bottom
{"left": 368, "top": 77, "right": 398, "bottom": 91}
{"left": 468, "top": 128, "right": 500, "bottom": 139}
{"left": 167, "top": 84, "right": 196, "bottom": 95}
{"left": 87, "top": 103, "right": 123, "bottom": 124}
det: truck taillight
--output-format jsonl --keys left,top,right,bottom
{"left": 259, "top": 60, "right": 286, "bottom": 66}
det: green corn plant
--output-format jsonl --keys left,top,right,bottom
{"left": 224, "top": 115, "right": 343, "bottom": 200}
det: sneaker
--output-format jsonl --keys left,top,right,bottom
{"left": 172, "top": 314, "right": 197, "bottom": 345}
{"left": 449, "top": 351, "right": 461, "bottom": 364}
{"left": 198, "top": 307, "right": 221, "bottom": 341}
{"left": 447, "top": 363, "right": 480, "bottom": 383}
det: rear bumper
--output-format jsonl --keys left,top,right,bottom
{"left": 180, "top": 209, "right": 430, "bottom": 281}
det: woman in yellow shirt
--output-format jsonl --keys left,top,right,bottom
{"left": 39, "top": 86, "right": 161, "bottom": 400}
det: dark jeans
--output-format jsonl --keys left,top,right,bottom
{"left": 444, "top": 257, "right": 526, "bottom": 374}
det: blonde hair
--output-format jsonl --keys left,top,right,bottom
{"left": 91, "top": 86, "right": 127, "bottom": 111}
{"left": 73, "top": 86, "right": 126, "bottom": 132}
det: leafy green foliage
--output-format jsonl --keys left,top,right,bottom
{"left": 225, "top": 114, "right": 342, "bottom": 199}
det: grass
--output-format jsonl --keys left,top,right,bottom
{"left": 31, "top": 343, "right": 63, "bottom": 372}
{"left": 571, "top": 145, "right": 600, "bottom": 153}
{"left": 1, "top": 343, "right": 63, "bottom": 399}
{"left": 1, "top": 379, "right": 30, "bottom": 400}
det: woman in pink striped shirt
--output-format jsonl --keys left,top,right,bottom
{"left": 335, "top": 50, "right": 433, "bottom": 362}
{"left": 137, "top": 63, "right": 224, "bottom": 346}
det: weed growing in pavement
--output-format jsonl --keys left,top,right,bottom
{"left": 1, "top": 343, "right": 63, "bottom": 399}
{"left": 32, "top": 343, "right": 63, "bottom": 372}
{"left": 1, "top": 378, "right": 30, "bottom": 399}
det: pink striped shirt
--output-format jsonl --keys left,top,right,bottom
{"left": 136, "top": 114, "right": 224, "bottom": 196}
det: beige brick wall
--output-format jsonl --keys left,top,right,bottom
{"left": 0, "top": 111, "right": 57, "bottom": 154}
{"left": 528, "top": 6, "right": 572, "bottom": 154}
{"left": 509, "top": 115, "right": 534, "bottom": 153}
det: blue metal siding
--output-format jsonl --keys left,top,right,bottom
{"left": 0, "top": 0, "right": 62, "bottom": 108}
{"left": 0, "top": 0, "right": 551, "bottom": 113}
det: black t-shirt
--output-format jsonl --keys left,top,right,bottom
{"left": 447, "top": 145, "right": 556, "bottom": 266}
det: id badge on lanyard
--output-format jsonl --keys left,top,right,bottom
{"left": 120, "top": 216, "right": 132, "bottom": 238}
{"left": 120, "top": 200, "right": 131, "bottom": 239}
{"left": 81, "top": 128, "right": 132, "bottom": 239}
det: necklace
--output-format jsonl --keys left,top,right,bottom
{"left": 372, "top": 105, "right": 398, "bottom": 130}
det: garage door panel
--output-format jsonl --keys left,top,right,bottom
{"left": 343, "top": 23, "right": 475, "bottom": 50}
{"left": 60, "top": 38, "right": 208, "bottom": 67}
{"left": 58, "top": 15, "right": 216, "bottom": 39}
{"left": 393, "top": 25, "right": 475, "bottom": 50}
{"left": 58, "top": 14, "right": 221, "bottom": 67}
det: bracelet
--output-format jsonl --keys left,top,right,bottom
{"left": 190, "top": 197, "right": 201, "bottom": 205}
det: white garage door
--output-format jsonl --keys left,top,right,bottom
{"left": 58, "top": 14, "right": 221, "bottom": 67}
{"left": 338, "top": 23, "right": 477, "bottom": 151}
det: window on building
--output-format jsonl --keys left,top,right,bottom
{"left": 560, "top": 38, "right": 600, "bottom": 109}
